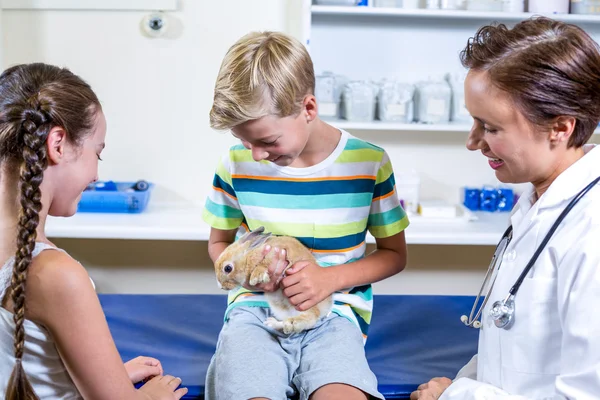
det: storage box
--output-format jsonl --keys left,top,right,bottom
{"left": 77, "top": 180, "right": 153, "bottom": 213}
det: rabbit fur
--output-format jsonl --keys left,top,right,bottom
{"left": 214, "top": 226, "right": 332, "bottom": 334}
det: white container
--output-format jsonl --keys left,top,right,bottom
{"left": 341, "top": 81, "right": 378, "bottom": 122}
{"left": 395, "top": 170, "right": 420, "bottom": 214}
{"left": 374, "top": 0, "right": 402, "bottom": 6}
{"left": 426, "top": 0, "right": 440, "bottom": 8}
{"left": 501, "top": 0, "right": 524, "bottom": 12}
{"left": 527, "top": 0, "right": 569, "bottom": 13}
{"left": 466, "top": 0, "right": 503, "bottom": 11}
{"left": 418, "top": 200, "right": 458, "bottom": 219}
{"left": 445, "top": 72, "right": 471, "bottom": 123}
{"left": 402, "top": 0, "right": 421, "bottom": 8}
{"left": 570, "top": 0, "right": 600, "bottom": 14}
{"left": 377, "top": 81, "right": 415, "bottom": 123}
{"left": 315, "top": 73, "right": 338, "bottom": 119}
{"left": 314, "top": 0, "right": 361, "bottom": 5}
{"left": 414, "top": 80, "right": 451, "bottom": 124}
{"left": 441, "top": 0, "right": 467, "bottom": 9}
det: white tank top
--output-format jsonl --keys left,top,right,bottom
{"left": 0, "top": 242, "right": 82, "bottom": 399}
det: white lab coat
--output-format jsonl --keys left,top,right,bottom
{"left": 441, "top": 145, "right": 600, "bottom": 400}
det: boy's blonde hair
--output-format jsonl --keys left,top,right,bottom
{"left": 209, "top": 31, "right": 315, "bottom": 130}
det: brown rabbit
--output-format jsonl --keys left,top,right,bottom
{"left": 214, "top": 226, "right": 333, "bottom": 334}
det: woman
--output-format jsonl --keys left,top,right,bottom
{"left": 412, "top": 17, "right": 600, "bottom": 399}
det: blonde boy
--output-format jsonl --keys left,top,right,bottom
{"left": 203, "top": 31, "right": 409, "bottom": 400}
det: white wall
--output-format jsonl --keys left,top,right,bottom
{"left": 2, "top": 0, "right": 297, "bottom": 205}
{"left": 3, "top": 2, "right": 598, "bottom": 296}
{"left": 1, "top": 0, "right": 510, "bottom": 207}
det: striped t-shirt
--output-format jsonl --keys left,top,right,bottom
{"left": 202, "top": 129, "right": 409, "bottom": 340}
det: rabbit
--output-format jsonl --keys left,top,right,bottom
{"left": 214, "top": 226, "right": 333, "bottom": 334}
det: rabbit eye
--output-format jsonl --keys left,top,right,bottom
{"left": 224, "top": 264, "right": 233, "bottom": 274}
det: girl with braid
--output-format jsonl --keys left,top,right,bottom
{"left": 0, "top": 63, "right": 187, "bottom": 400}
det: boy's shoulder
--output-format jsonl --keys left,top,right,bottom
{"left": 218, "top": 143, "right": 254, "bottom": 164}
{"left": 337, "top": 130, "right": 389, "bottom": 165}
{"left": 344, "top": 133, "right": 385, "bottom": 153}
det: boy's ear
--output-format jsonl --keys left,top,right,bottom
{"left": 303, "top": 95, "right": 318, "bottom": 123}
{"left": 46, "top": 126, "right": 68, "bottom": 165}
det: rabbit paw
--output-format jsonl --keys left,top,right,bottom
{"left": 283, "top": 318, "right": 310, "bottom": 335}
{"left": 249, "top": 268, "right": 271, "bottom": 286}
{"left": 264, "top": 317, "right": 284, "bottom": 331}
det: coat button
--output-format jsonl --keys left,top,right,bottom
{"left": 505, "top": 250, "right": 517, "bottom": 261}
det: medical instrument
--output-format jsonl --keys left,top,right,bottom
{"left": 461, "top": 175, "right": 600, "bottom": 329}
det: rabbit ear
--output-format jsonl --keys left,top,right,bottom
{"left": 248, "top": 231, "right": 271, "bottom": 250}
{"left": 239, "top": 226, "right": 271, "bottom": 249}
{"left": 238, "top": 226, "right": 265, "bottom": 244}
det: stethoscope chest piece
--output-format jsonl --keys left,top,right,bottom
{"left": 490, "top": 295, "right": 515, "bottom": 329}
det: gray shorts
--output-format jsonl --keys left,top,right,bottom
{"left": 204, "top": 306, "right": 384, "bottom": 400}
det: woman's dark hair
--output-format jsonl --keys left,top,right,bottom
{"left": 0, "top": 63, "right": 100, "bottom": 399}
{"left": 461, "top": 17, "right": 600, "bottom": 147}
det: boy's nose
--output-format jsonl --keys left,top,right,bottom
{"left": 251, "top": 146, "right": 268, "bottom": 161}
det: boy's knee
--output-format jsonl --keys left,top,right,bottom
{"left": 310, "top": 383, "right": 369, "bottom": 400}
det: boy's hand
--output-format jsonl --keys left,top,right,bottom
{"left": 243, "top": 245, "right": 288, "bottom": 293}
{"left": 124, "top": 356, "right": 163, "bottom": 384}
{"left": 410, "top": 377, "right": 452, "bottom": 400}
{"left": 281, "top": 261, "right": 335, "bottom": 311}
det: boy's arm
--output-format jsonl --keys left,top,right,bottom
{"left": 282, "top": 231, "right": 407, "bottom": 311}
{"left": 328, "top": 148, "right": 408, "bottom": 290}
{"left": 204, "top": 152, "right": 243, "bottom": 262}
{"left": 324, "top": 230, "right": 407, "bottom": 292}
{"left": 208, "top": 227, "right": 238, "bottom": 263}
{"left": 283, "top": 150, "right": 408, "bottom": 310}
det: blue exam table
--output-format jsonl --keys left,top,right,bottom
{"left": 99, "top": 294, "right": 479, "bottom": 399}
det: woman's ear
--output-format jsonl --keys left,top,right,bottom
{"left": 549, "top": 116, "right": 577, "bottom": 145}
{"left": 46, "top": 126, "right": 68, "bottom": 165}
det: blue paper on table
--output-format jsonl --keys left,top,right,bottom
{"left": 77, "top": 180, "right": 153, "bottom": 213}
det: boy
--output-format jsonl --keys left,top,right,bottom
{"left": 203, "top": 31, "right": 408, "bottom": 400}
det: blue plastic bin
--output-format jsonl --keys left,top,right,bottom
{"left": 77, "top": 181, "right": 153, "bottom": 213}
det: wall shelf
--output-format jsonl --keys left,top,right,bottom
{"left": 45, "top": 202, "right": 509, "bottom": 246}
{"left": 329, "top": 120, "right": 472, "bottom": 132}
{"left": 328, "top": 120, "right": 600, "bottom": 134}
{"left": 311, "top": 5, "right": 600, "bottom": 24}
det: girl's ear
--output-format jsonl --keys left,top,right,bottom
{"left": 46, "top": 126, "right": 68, "bottom": 165}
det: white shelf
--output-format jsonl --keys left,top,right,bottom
{"left": 1, "top": 0, "right": 178, "bottom": 11}
{"left": 329, "top": 120, "right": 472, "bottom": 132}
{"left": 311, "top": 5, "right": 600, "bottom": 24}
{"left": 327, "top": 120, "right": 600, "bottom": 134}
{"left": 45, "top": 202, "right": 509, "bottom": 245}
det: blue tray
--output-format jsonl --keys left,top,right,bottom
{"left": 77, "top": 181, "right": 153, "bottom": 213}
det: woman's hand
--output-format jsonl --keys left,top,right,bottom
{"left": 410, "top": 377, "right": 452, "bottom": 400}
{"left": 124, "top": 356, "right": 163, "bottom": 384}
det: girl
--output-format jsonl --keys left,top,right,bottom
{"left": 0, "top": 63, "right": 187, "bottom": 400}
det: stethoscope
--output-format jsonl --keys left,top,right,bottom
{"left": 461, "top": 175, "right": 600, "bottom": 330}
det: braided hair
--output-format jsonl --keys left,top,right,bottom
{"left": 0, "top": 63, "right": 100, "bottom": 399}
